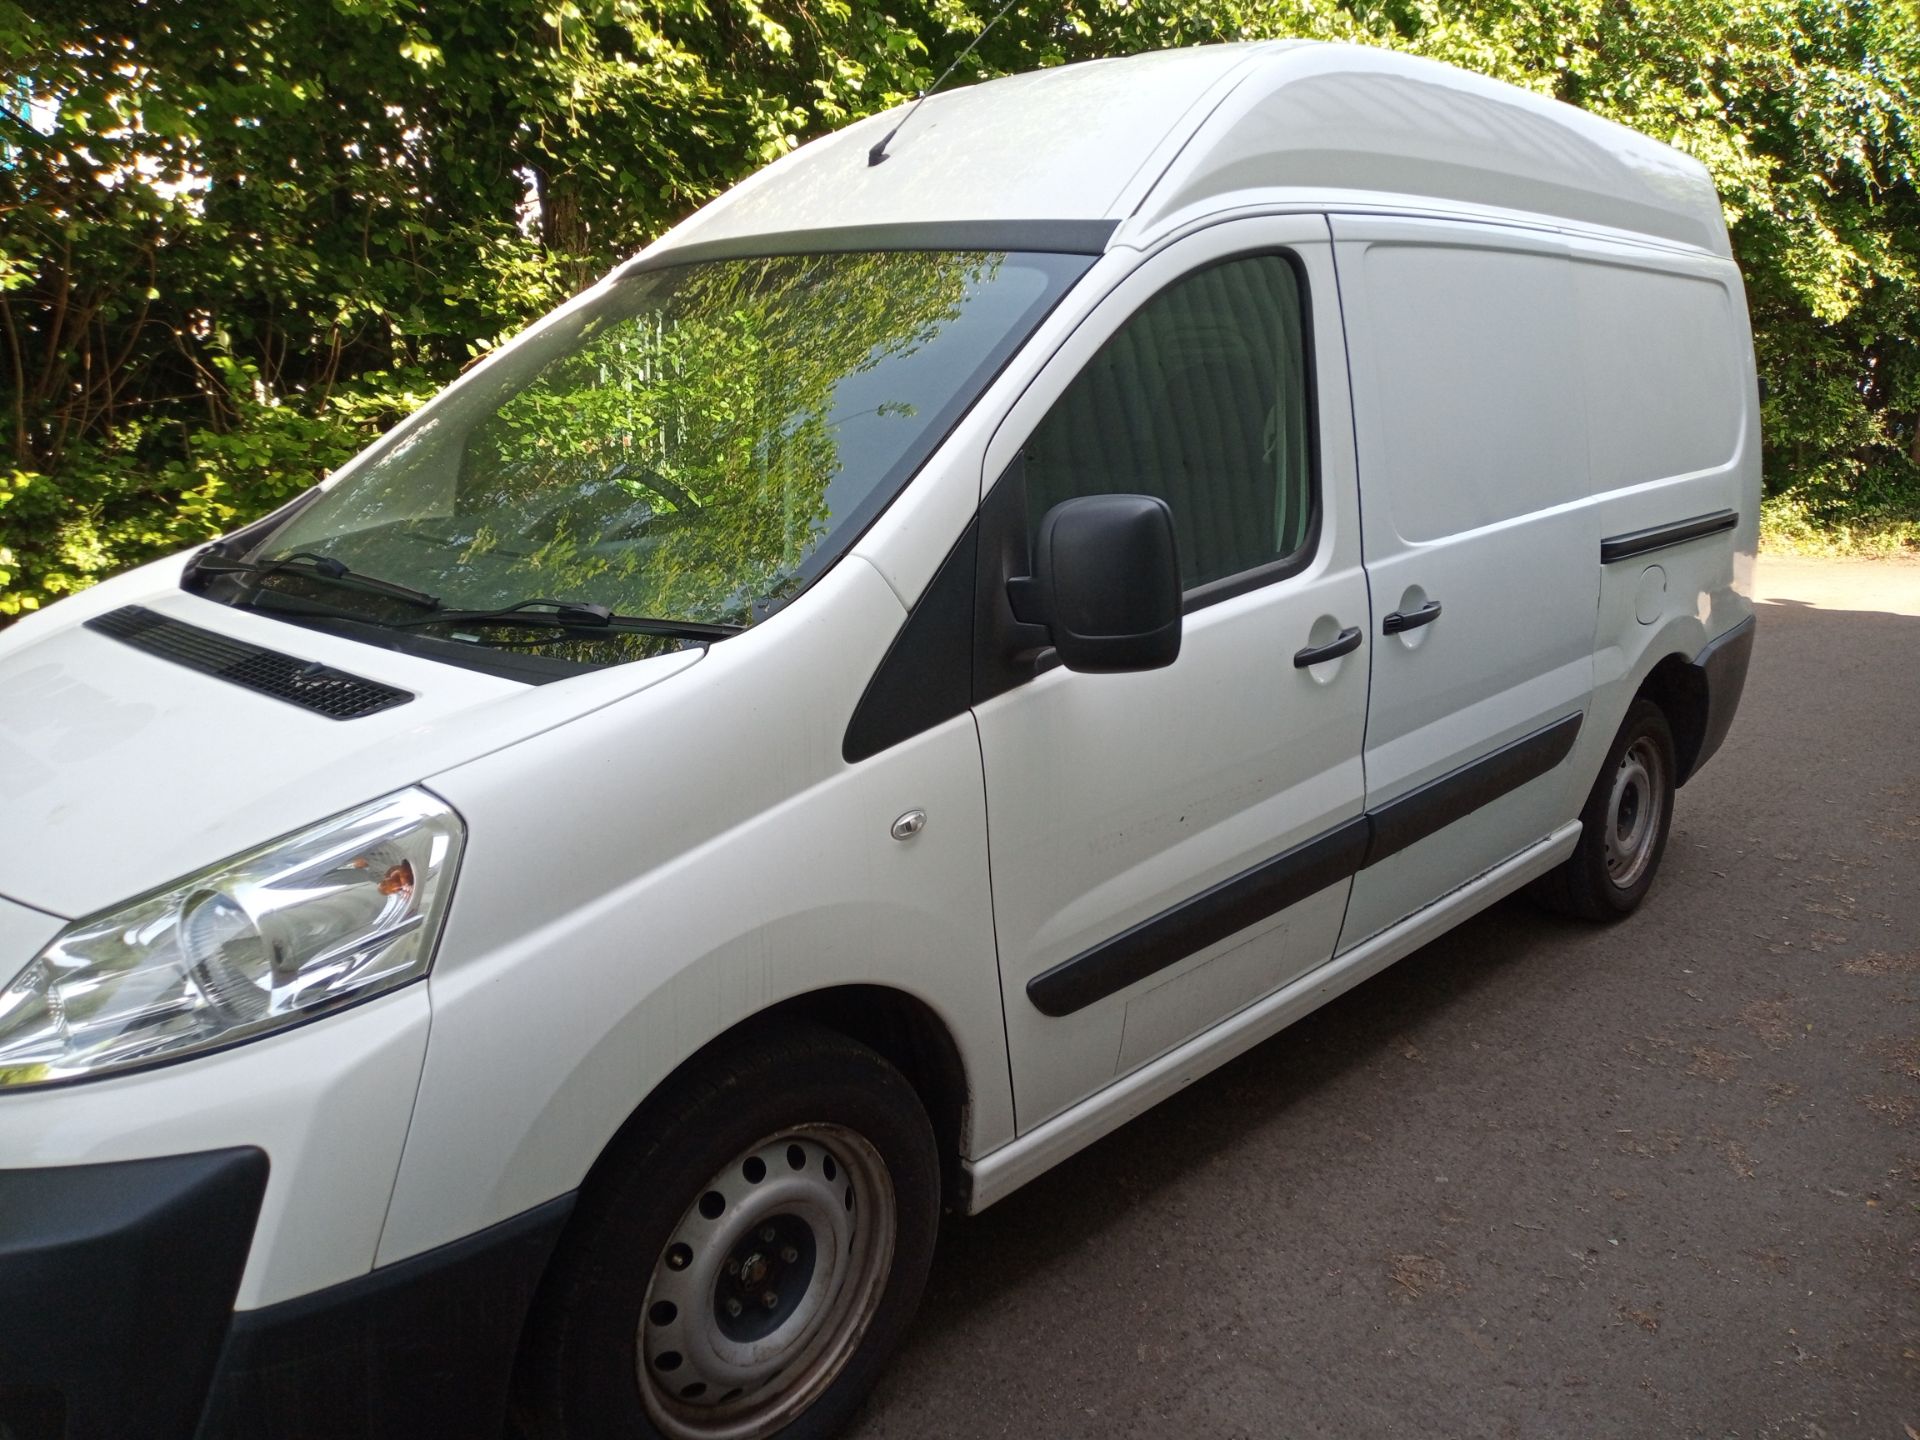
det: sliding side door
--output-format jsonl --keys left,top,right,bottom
{"left": 1332, "top": 217, "right": 1599, "bottom": 950}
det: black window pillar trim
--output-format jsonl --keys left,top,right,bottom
{"left": 842, "top": 519, "right": 981, "bottom": 765}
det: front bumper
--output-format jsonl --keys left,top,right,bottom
{"left": 0, "top": 1149, "right": 573, "bottom": 1440}
{"left": 0, "top": 985, "right": 432, "bottom": 1311}
{"left": 0, "top": 1148, "right": 267, "bottom": 1440}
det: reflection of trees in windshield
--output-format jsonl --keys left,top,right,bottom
{"left": 251, "top": 246, "right": 1093, "bottom": 653}
{"left": 445, "top": 250, "right": 996, "bottom": 625}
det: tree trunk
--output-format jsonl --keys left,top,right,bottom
{"left": 536, "top": 166, "right": 597, "bottom": 294}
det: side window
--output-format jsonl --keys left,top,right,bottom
{"left": 1023, "top": 254, "right": 1313, "bottom": 594}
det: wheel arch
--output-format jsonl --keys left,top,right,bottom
{"left": 1635, "top": 650, "right": 1711, "bottom": 785}
{"left": 763, "top": 985, "right": 973, "bottom": 1211}
{"left": 573, "top": 983, "right": 976, "bottom": 1219}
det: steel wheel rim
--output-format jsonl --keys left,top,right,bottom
{"left": 638, "top": 1125, "right": 895, "bottom": 1440}
{"left": 1604, "top": 736, "right": 1666, "bottom": 889}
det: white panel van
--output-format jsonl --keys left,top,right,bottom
{"left": 0, "top": 41, "right": 1758, "bottom": 1440}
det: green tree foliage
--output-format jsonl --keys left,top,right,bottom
{"left": 1, "top": 0, "right": 1915, "bottom": 617}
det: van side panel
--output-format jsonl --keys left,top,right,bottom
{"left": 1332, "top": 214, "right": 1756, "bottom": 953}
{"left": 1566, "top": 237, "right": 1757, "bottom": 797}
{"left": 377, "top": 559, "right": 1013, "bottom": 1268}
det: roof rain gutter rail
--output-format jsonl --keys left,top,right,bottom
{"left": 627, "top": 220, "right": 1119, "bottom": 273}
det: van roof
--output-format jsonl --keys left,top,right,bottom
{"left": 645, "top": 41, "right": 1730, "bottom": 261}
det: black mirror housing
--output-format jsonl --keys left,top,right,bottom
{"left": 1012, "top": 494, "right": 1182, "bottom": 673}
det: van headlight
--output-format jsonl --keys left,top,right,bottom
{"left": 0, "top": 789, "right": 463, "bottom": 1089}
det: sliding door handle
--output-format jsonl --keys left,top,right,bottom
{"left": 1293, "top": 626, "right": 1363, "bottom": 668}
{"left": 1382, "top": 600, "right": 1442, "bottom": 635}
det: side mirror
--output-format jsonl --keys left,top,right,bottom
{"left": 1008, "top": 494, "right": 1182, "bottom": 673}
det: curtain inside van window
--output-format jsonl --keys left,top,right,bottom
{"left": 1023, "top": 254, "right": 1312, "bottom": 591}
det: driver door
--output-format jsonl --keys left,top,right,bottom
{"left": 973, "top": 218, "right": 1372, "bottom": 1131}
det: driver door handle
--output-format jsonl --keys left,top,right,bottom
{"left": 1293, "top": 626, "right": 1363, "bottom": 668}
{"left": 1382, "top": 600, "right": 1442, "bottom": 634}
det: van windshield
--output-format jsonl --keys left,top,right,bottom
{"left": 217, "top": 248, "right": 1090, "bottom": 667}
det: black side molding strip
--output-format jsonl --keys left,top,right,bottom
{"left": 1027, "top": 819, "right": 1372, "bottom": 1018}
{"left": 1366, "top": 713, "right": 1583, "bottom": 864}
{"left": 1600, "top": 509, "right": 1738, "bottom": 564}
{"left": 1027, "top": 712, "right": 1585, "bottom": 1017}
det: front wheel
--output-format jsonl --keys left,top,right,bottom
{"left": 518, "top": 1022, "right": 940, "bottom": 1440}
{"left": 1533, "top": 697, "right": 1677, "bottom": 921}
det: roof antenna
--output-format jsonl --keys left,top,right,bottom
{"left": 868, "top": 0, "right": 1022, "bottom": 167}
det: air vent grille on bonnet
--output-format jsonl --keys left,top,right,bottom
{"left": 85, "top": 606, "right": 413, "bottom": 720}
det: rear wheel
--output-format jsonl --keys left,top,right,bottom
{"left": 518, "top": 1022, "right": 940, "bottom": 1440}
{"left": 1533, "top": 697, "right": 1676, "bottom": 921}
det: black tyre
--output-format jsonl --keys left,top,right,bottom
{"left": 1532, "top": 697, "right": 1677, "bottom": 921}
{"left": 517, "top": 1021, "right": 940, "bottom": 1440}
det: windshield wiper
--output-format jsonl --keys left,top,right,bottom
{"left": 189, "top": 541, "right": 741, "bottom": 644}
{"left": 188, "top": 549, "right": 442, "bottom": 610}
{"left": 401, "top": 599, "right": 744, "bottom": 641}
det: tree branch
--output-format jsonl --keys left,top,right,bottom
{"left": 0, "top": 290, "right": 27, "bottom": 466}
